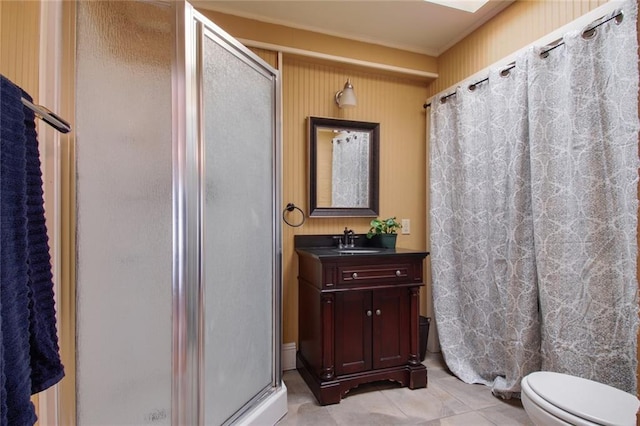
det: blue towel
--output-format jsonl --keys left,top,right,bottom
{"left": 21, "top": 90, "right": 64, "bottom": 394}
{"left": 1, "top": 75, "right": 64, "bottom": 426}
{"left": 1, "top": 75, "right": 36, "bottom": 426}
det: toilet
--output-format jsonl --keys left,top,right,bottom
{"left": 521, "top": 371, "right": 639, "bottom": 426}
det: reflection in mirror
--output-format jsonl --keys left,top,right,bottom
{"left": 320, "top": 128, "right": 369, "bottom": 207}
{"left": 308, "top": 117, "right": 379, "bottom": 217}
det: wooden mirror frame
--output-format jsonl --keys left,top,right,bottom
{"left": 308, "top": 116, "right": 379, "bottom": 217}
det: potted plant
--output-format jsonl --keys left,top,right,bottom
{"left": 366, "top": 217, "right": 401, "bottom": 249}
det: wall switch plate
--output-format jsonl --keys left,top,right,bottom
{"left": 401, "top": 219, "right": 410, "bottom": 234}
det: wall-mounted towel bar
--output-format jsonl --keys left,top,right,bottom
{"left": 21, "top": 97, "right": 71, "bottom": 134}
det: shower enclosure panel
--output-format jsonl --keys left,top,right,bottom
{"left": 76, "top": 2, "right": 283, "bottom": 425}
{"left": 174, "top": 3, "right": 284, "bottom": 425}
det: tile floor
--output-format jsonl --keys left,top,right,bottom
{"left": 278, "top": 352, "right": 533, "bottom": 425}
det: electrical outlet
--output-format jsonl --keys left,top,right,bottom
{"left": 401, "top": 219, "right": 410, "bottom": 234}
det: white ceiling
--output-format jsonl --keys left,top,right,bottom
{"left": 192, "top": 0, "right": 514, "bottom": 57}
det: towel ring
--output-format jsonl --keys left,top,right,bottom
{"left": 282, "top": 203, "right": 305, "bottom": 227}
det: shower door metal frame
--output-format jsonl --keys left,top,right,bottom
{"left": 171, "top": 2, "right": 283, "bottom": 425}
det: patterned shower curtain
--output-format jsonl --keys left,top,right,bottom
{"left": 430, "top": 0, "right": 638, "bottom": 398}
{"left": 332, "top": 131, "right": 369, "bottom": 207}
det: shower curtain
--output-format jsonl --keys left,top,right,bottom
{"left": 332, "top": 131, "right": 369, "bottom": 207}
{"left": 430, "top": 0, "right": 638, "bottom": 398}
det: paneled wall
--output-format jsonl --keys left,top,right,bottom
{"left": 3, "top": 0, "right": 635, "bottom": 411}
{"left": 213, "top": 0, "right": 616, "bottom": 350}
{"left": 0, "top": 0, "right": 43, "bottom": 416}
{"left": 427, "top": 0, "right": 608, "bottom": 97}
{"left": 198, "top": 9, "right": 438, "bottom": 76}
{"left": 251, "top": 47, "right": 278, "bottom": 69}
{"left": 280, "top": 57, "right": 429, "bottom": 345}
{"left": 1, "top": 2, "right": 78, "bottom": 423}
{"left": 0, "top": 0, "right": 40, "bottom": 95}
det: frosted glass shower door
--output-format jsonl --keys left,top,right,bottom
{"left": 203, "top": 38, "right": 273, "bottom": 424}
{"left": 76, "top": 2, "right": 174, "bottom": 424}
{"left": 201, "top": 35, "right": 279, "bottom": 425}
{"left": 196, "top": 12, "right": 282, "bottom": 426}
{"left": 75, "top": 2, "right": 281, "bottom": 424}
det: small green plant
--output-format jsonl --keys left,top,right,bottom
{"left": 366, "top": 217, "right": 402, "bottom": 239}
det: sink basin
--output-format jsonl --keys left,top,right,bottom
{"left": 334, "top": 249, "right": 381, "bottom": 254}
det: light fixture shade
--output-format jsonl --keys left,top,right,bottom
{"left": 335, "top": 78, "right": 357, "bottom": 108}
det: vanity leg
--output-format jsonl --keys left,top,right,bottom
{"left": 408, "top": 364, "right": 428, "bottom": 389}
{"left": 408, "top": 287, "right": 421, "bottom": 367}
{"left": 320, "top": 293, "right": 335, "bottom": 380}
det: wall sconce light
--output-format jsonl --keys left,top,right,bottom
{"left": 335, "top": 78, "right": 357, "bottom": 108}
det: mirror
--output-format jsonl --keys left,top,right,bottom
{"left": 308, "top": 116, "right": 379, "bottom": 217}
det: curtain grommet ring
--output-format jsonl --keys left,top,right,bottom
{"left": 440, "top": 97, "right": 447, "bottom": 104}
{"left": 468, "top": 84, "right": 477, "bottom": 92}
{"left": 540, "top": 50, "right": 550, "bottom": 59}
{"left": 499, "top": 69, "right": 511, "bottom": 77}
{"left": 582, "top": 27, "right": 597, "bottom": 39}
{"left": 614, "top": 10, "right": 624, "bottom": 25}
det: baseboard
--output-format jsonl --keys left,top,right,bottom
{"left": 282, "top": 342, "right": 297, "bottom": 371}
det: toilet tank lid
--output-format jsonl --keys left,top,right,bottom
{"left": 526, "top": 371, "right": 639, "bottom": 426}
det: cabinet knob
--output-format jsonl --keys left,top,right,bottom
{"left": 395, "top": 270, "right": 402, "bottom": 277}
{"left": 376, "top": 309, "right": 381, "bottom": 316}
{"left": 352, "top": 272, "right": 358, "bottom": 279}
{"left": 366, "top": 310, "right": 372, "bottom": 317}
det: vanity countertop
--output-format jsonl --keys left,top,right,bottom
{"left": 294, "top": 234, "right": 429, "bottom": 259}
{"left": 296, "top": 246, "right": 428, "bottom": 259}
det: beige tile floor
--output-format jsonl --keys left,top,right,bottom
{"left": 278, "top": 352, "right": 533, "bottom": 425}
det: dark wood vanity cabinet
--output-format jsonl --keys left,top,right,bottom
{"left": 295, "top": 247, "right": 428, "bottom": 405}
{"left": 335, "top": 287, "right": 410, "bottom": 375}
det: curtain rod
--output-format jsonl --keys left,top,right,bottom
{"left": 423, "top": 10, "right": 624, "bottom": 109}
{"left": 21, "top": 97, "right": 71, "bottom": 134}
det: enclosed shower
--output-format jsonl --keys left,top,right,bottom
{"left": 74, "top": 2, "right": 284, "bottom": 424}
{"left": 429, "top": 0, "right": 638, "bottom": 400}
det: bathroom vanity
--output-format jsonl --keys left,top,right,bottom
{"left": 295, "top": 235, "right": 428, "bottom": 405}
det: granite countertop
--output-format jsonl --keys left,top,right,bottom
{"left": 295, "top": 246, "right": 429, "bottom": 259}
{"left": 294, "top": 234, "right": 429, "bottom": 259}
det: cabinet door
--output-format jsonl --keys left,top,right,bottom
{"left": 335, "top": 291, "right": 372, "bottom": 376}
{"left": 372, "top": 288, "right": 410, "bottom": 369}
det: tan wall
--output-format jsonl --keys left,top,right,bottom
{"left": 3, "top": 1, "right": 636, "bottom": 414}
{"left": 315, "top": 130, "right": 333, "bottom": 207}
{"left": 281, "top": 56, "right": 429, "bottom": 344}
{"left": 427, "top": 0, "right": 608, "bottom": 97}
{"left": 1, "top": 2, "right": 78, "bottom": 423}
{"left": 209, "top": 10, "right": 434, "bottom": 348}
{"left": 0, "top": 0, "right": 40, "bottom": 95}
{"left": 220, "top": 0, "right": 617, "bottom": 353}
{"left": 251, "top": 47, "right": 278, "bottom": 69}
{"left": 198, "top": 9, "right": 438, "bottom": 77}
{"left": 0, "top": 0, "right": 43, "bottom": 418}
{"left": 58, "top": 3, "right": 77, "bottom": 423}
